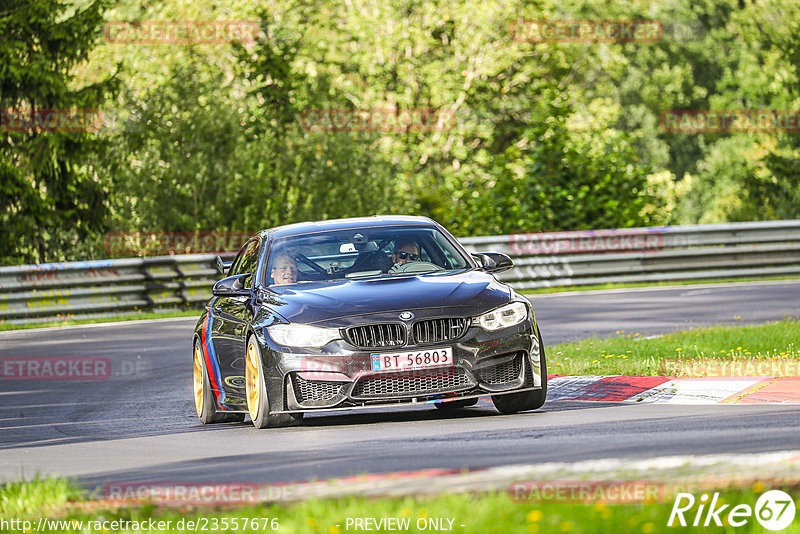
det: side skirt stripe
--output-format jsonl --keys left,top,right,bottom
{"left": 200, "top": 312, "right": 229, "bottom": 411}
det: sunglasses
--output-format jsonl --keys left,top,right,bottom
{"left": 395, "top": 251, "right": 420, "bottom": 261}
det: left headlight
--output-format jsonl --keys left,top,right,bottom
{"left": 473, "top": 301, "right": 529, "bottom": 331}
{"left": 268, "top": 324, "right": 341, "bottom": 348}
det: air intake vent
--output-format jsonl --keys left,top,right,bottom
{"left": 412, "top": 318, "right": 469, "bottom": 344}
{"left": 345, "top": 323, "right": 406, "bottom": 348}
{"left": 352, "top": 367, "right": 474, "bottom": 398}
{"left": 479, "top": 353, "right": 523, "bottom": 385}
{"left": 292, "top": 375, "right": 343, "bottom": 403}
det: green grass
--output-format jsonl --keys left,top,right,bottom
{"left": 0, "top": 478, "right": 80, "bottom": 517}
{"left": 548, "top": 318, "right": 800, "bottom": 376}
{"left": 0, "top": 310, "right": 201, "bottom": 331}
{"left": 2, "top": 478, "right": 798, "bottom": 533}
{"left": 522, "top": 275, "right": 800, "bottom": 294}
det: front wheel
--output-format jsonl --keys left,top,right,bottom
{"left": 245, "top": 335, "right": 303, "bottom": 428}
{"left": 492, "top": 330, "right": 547, "bottom": 414}
{"left": 193, "top": 340, "right": 245, "bottom": 424}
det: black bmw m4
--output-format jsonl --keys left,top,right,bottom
{"left": 192, "top": 216, "right": 546, "bottom": 428}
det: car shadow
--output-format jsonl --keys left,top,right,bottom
{"left": 297, "top": 398, "right": 617, "bottom": 428}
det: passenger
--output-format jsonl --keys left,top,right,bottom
{"left": 391, "top": 238, "right": 421, "bottom": 267}
{"left": 271, "top": 251, "right": 298, "bottom": 285}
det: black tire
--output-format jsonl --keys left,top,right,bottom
{"left": 434, "top": 398, "right": 479, "bottom": 410}
{"left": 245, "top": 335, "right": 303, "bottom": 428}
{"left": 491, "top": 329, "right": 548, "bottom": 414}
{"left": 193, "top": 339, "right": 245, "bottom": 424}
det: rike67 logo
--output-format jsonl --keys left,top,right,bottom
{"left": 668, "top": 490, "right": 796, "bottom": 530}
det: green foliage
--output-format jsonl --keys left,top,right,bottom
{"left": 103, "top": 63, "right": 258, "bottom": 232}
{"left": 100, "top": 57, "right": 398, "bottom": 235}
{"left": 465, "top": 97, "right": 654, "bottom": 234}
{"left": 0, "top": 0, "right": 118, "bottom": 264}
{"left": 4, "top": 0, "right": 800, "bottom": 264}
{"left": 758, "top": 145, "right": 800, "bottom": 219}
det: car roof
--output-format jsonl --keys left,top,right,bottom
{"left": 259, "top": 215, "right": 439, "bottom": 240}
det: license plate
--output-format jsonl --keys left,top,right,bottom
{"left": 370, "top": 347, "right": 453, "bottom": 371}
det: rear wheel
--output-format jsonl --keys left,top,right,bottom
{"left": 434, "top": 398, "right": 479, "bottom": 410}
{"left": 492, "top": 329, "right": 547, "bottom": 414}
{"left": 193, "top": 340, "right": 245, "bottom": 423}
{"left": 245, "top": 335, "right": 303, "bottom": 428}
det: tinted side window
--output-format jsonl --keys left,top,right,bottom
{"left": 228, "top": 248, "right": 247, "bottom": 277}
{"left": 232, "top": 239, "right": 260, "bottom": 286}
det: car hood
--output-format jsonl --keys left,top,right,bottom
{"left": 260, "top": 270, "right": 511, "bottom": 325}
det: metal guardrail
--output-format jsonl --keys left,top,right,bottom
{"left": 0, "top": 255, "right": 227, "bottom": 325}
{"left": 1, "top": 220, "right": 799, "bottom": 325}
{"left": 459, "top": 219, "right": 800, "bottom": 289}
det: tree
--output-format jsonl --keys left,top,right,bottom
{"left": 0, "top": 0, "right": 118, "bottom": 264}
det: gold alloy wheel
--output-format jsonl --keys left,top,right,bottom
{"left": 245, "top": 340, "right": 261, "bottom": 422}
{"left": 193, "top": 343, "right": 204, "bottom": 417}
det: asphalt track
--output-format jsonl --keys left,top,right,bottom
{"left": 1, "top": 280, "right": 799, "bottom": 490}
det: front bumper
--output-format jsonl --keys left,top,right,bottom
{"left": 266, "top": 320, "right": 543, "bottom": 414}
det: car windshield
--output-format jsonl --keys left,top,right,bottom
{"left": 265, "top": 226, "right": 471, "bottom": 286}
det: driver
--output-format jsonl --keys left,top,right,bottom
{"left": 391, "top": 238, "right": 421, "bottom": 267}
{"left": 271, "top": 251, "right": 298, "bottom": 285}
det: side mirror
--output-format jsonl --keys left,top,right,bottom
{"left": 471, "top": 252, "right": 513, "bottom": 274}
{"left": 212, "top": 273, "right": 251, "bottom": 296}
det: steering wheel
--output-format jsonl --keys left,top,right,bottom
{"left": 388, "top": 261, "right": 445, "bottom": 274}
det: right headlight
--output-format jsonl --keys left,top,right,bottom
{"left": 268, "top": 324, "right": 341, "bottom": 348}
{"left": 473, "top": 301, "right": 529, "bottom": 331}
